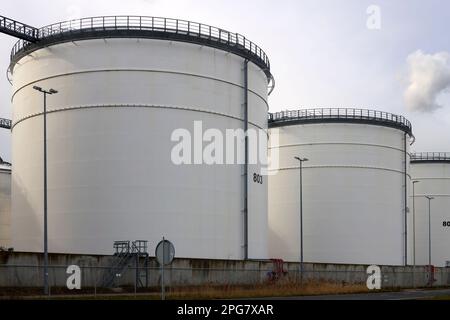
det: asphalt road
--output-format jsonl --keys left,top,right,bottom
{"left": 271, "top": 288, "right": 450, "bottom": 300}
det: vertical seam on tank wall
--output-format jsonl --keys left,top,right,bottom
{"left": 243, "top": 59, "right": 249, "bottom": 261}
{"left": 10, "top": 69, "right": 269, "bottom": 108}
{"left": 269, "top": 165, "right": 412, "bottom": 178}
{"left": 10, "top": 104, "right": 265, "bottom": 131}
{"left": 268, "top": 142, "right": 407, "bottom": 153}
{"left": 403, "top": 132, "right": 408, "bottom": 266}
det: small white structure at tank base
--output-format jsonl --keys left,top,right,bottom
{"left": 10, "top": 16, "right": 273, "bottom": 259}
{"left": 409, "top": 152, "right": 450, "bottom": 267}
{"left": 268, "top": 108, "right": 413, "bottom": 266}
{"left": 0, "top": 158, "right": 11, "bottom": 249}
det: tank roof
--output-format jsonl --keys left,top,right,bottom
{"left": 268, "top": 108, "right": 413, "bottom": 135}
{"left": 9, "top": 15, "right": 273, "bottom": 84}
{"left": 411, "top": 152, "right": 450, "bottom": 163}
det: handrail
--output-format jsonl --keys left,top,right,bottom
{"left": 0, "top": 15, "right": 39, "bottom": 42}
{"left": 411, "top": 152, "right": 450, "bottom": 162}
{"left": 9, "top": 15, "right": 272, "bottom": 84}
{"left": 0, "top": 118, "right": 12, "bottom": 130}
{"left": 268, "top": 108, "right": 412, "bottom": 135}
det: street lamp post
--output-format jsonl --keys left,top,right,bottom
{"left": 412, "top": 180, "right": 420, "bottom": 288}
{"left": 425, "top": 195, "right": 434, "bottom": 287}
{"left": 33, "top": 86, "right": 58, "bottom": 296}
{"left": 294, "top": 156, "right": 308, "bottom": 284}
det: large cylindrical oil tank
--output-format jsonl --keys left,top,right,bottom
{"left": 409, "top": 153, "right": 450, "bottom": 267}
{"left": 0, "top": 158, "right": 11, "bottom": 249}
{"left": 268, "top": 108, "right": 413, "bottom": 265}
{"left": 9, "top": 16, "right": 273, "bottom": 259}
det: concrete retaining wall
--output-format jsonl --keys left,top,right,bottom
{"left": 0, "top": 252, "right": 449, "bottom": 289}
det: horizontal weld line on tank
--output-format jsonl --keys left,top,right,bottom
{"left": 269, "top": 118, "right": 413, "bottom": 137}
{"left": 268, "top": 142, "right": 407, "bottom": 153}
{"left": 11, "top": 68, "right": 269, "bottom": 108}
{"left": 11, "top": 104, "right": 266, "bottom": 132}
{"left": 409, "top": 177, "right": 450, "bottom": 180}
{"left": 271, "top": 165, "right": 412, "bottom": 177}
{"left": 408, "top": 194, "right": 450, "bottom": 197}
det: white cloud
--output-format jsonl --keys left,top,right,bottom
{"left": 404, "top": 50, "right": 450, "bottom": 112}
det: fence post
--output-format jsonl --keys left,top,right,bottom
{"left": 94, "top": 266, "right": 97, "bottom": 298}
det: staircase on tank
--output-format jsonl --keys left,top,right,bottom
{"left": 100, "top": 240, "right": 149, "bottom": 288}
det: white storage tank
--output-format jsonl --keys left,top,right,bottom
{"left": 9, "top": 16, "right": 273, "bottom": 259}
{"left": 0, "top": 157, "right": 11, "bottom": 249}
{"left": 409, "top": 153, "right": 450, "bottom": 267}
{"left": 268, "top": 108, "right": 413, "bottom": 265}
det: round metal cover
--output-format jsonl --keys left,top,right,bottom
{"left": 155, "top": 239, "right": 175, "bottom": 265}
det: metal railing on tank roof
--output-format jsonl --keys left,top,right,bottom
{"left": 410, "top": 152, "right": 450, "bottom": 162}
{"left": 268, "top": 108, "right": 413, "bottom": 135}
{"left": 9, "top": 15, "right": 272, "bottom": 83}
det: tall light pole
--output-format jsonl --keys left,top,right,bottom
{"left": 412, "top": 180, "right": 420, "bottom": 288}
{"left": 425, "top": 195, "right": 434, "bottom": 287}
{"left": 33, "top": 86, "right": 58, "bottom": 296}
{"left": 294, "top": 156, "right": 308, "bottom": 283}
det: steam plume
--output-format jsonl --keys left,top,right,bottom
{"left": 404, "top": 50, "right": 450, "bottom": 112}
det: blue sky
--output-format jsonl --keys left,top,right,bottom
{"left": 0, "top": 0, "right": 449, "bottom": 161}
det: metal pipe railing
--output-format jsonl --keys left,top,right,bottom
{"left": 0, "top": 15, "right": 39, "bottom": 42}
{"left": 268, "top": 108, "right": 412, "bottom": 133}
{"left": 10, "top": 15, "right": 270, "bottom": 72}
{"left": 410, "top": 152, "right": 450, "bottom": 161}
{"left": 0, "top": 118, "right": 12, "bottom": 130}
